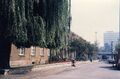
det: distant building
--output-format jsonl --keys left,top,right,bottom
{"left": 99, "top": 31, "right": 119, "bottom": 60}
{"left": 104, "top": 31, "right": 119, "bottom": 52}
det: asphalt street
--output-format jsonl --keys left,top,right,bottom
{"left": 1, "top": 61, "right": 120, "bottom": 79}
{"left": 31, "top": 61, "right": 120, "bottom": 79}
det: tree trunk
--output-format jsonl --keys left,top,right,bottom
{"left": 0, "top": 38, "right": 11, "bottom": 69}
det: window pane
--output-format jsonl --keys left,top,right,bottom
{"left": 31, "top": 46, "right": 36, "bottom": 55}
{"left": 19, "top": 47, "right": 25, "bottom": 56}
{"left": 40, "top": 48, "right": 44, "bottom": 56}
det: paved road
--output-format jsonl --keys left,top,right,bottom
{"left": 31, "top": 61, "right": 120, "bottom": 79}
{"left": 1, "top": 61, "right": 120, "bottom": 79}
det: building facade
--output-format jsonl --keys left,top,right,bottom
{"left": 104, "top": 31, "right": 119, "bottom": 51}
{"left": 10, "top": 44, "right": 50, "bottom": 67}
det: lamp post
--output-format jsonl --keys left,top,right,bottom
{"left": 119, "top": 0, "right": 120, "bottom": 41}
{"left": 116, "top": 0, "right": 120, "bottom": 68}
{"left": 111, "top": 41, "right": 113, "bottom": 59}
{"left": 94, "top": 32, "right": 98, "bottom": 59}
{"left": 111, "top": 41, "right": 115, "bottom": 67}
{"left": 95, "top": 32, "right": 97, "bottom": 45}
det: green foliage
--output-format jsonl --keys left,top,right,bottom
{"left": 0, "top": 0, "right": 70, "bottom": 48}
{"left": 45, "top": 0, "right": 69, "bottom": 48}
{"left": 69, "top": 37, "right": 98, "bottom": 60}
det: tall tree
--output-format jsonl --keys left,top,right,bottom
{"left": 0, "top": 0, "right": 70, "bottom": 69}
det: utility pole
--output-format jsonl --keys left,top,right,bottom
{"left": 95, "top": 32, "right": 97, "bottom": 45}
{"left": 111, "top": 41, "right": 114, "bottom": 66}
{"left": 111, "top": 41, "right": 113, "bottom": 59}
{"left": 119, "top": 0, "right": 120, "bottom": 41}
{"left": 94, "top": 32, "right": 98, "bottom": 60}
{"left": 95, "top": 32, "right": 97, "bottom": 43}
{"left": 116, "top": 0, "right": 120, "bottom": 68}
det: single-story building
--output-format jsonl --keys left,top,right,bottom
{"left": 10, "top": 44, "right": 50, "bottom": 67}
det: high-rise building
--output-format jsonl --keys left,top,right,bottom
{"left": 104, "top": 31, "right": 119, "bottom": 51}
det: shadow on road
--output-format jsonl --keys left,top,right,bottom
{"left": 100, "top": 66, "right": 120, "bottom": 71}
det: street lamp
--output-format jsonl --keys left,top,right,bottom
{"left": 95, "top": 32, "right": 97, "bottom": 45}
{"left": 94, "top": 32, "right": 98, "bottom": 60}
{"left": 119, "top": 0, "right": 120, "bottom": 40}
{"left": 111, "top": 41, "right": 113, "bottom": 59}
{"left": 111, "top": 41, "right": 115, "bottom": 67}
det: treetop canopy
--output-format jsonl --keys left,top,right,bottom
{"left": 0, "top": 0, "right": 71, "bottom": 48}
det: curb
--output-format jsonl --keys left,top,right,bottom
{"left": 32, "top": 62, "right": 71, "bottom": 71}
{"left": 31, "top": 60, "right": 96, "bottom": 71}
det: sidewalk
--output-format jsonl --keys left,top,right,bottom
{"left": 0, "top": 60, "right": 98, "bottom": 79}
{"left": 32, "top": 60, "right": 97, "bottom": 72}
{"left": 25, "top": 60, "right": 98, "bottom": 78}
{"left": 32, "top": 62, "right": 71, "bottom": 71}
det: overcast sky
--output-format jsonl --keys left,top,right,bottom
{"left": 71, "top": 0, "right": 119, "bottom": 46}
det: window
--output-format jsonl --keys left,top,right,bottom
{"left": 31, "top": 46, "right": 36, "bottom": 56}
{"left": 40, "top": 48, "right": 44, "bottom": 56}
{"left": 19, "top": 47, "right": 25, "bottom": 56}
{"left": 47, "top": 49, "right": 50, "bottom": 56}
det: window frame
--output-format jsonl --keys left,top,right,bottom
{"left": 19, "top": 47, "right": 25, "bottom": 56}
{"left": 31, "top": 46, "right": 36, "bottom": 56}
{"left": 40, "top": 48, "right": 44, "bottom": 56}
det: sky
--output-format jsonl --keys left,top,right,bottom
{"left": 71, "top": 0, "right": 119, "bottom": 46}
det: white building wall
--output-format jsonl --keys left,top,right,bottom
{"left": 104, "top": 31, "right": 119, "bottom": 50}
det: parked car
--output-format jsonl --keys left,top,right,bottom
{"left": 107, "top": 58, "right": 115, "bottom": 64}
{"left": 102, "top": 55, "right": 108, "bottom": 60}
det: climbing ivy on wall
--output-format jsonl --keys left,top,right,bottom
{"left": 0, "top": 0, "right": 70, "bottom": 49}
{"left": 45, "top": 0, "right": 69, "bottom": 48}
